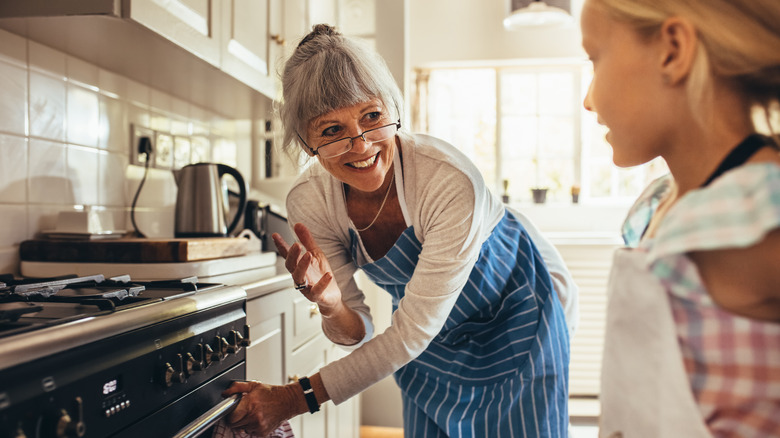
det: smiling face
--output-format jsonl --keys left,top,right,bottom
{"left": 581, "top": 0, "right": 675, "bottom": 167}
{"left": 305, "top": 99, "right": 397, "bottom": 193}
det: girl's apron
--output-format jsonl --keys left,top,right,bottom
{"left": 599, "top": 249, "right": 712, "bottom": 437}
{"left": 601, "top": 134, "right": 776, "bottom": 437}
{"left": 351, "top": 210, "right": 570, "bottom": 437}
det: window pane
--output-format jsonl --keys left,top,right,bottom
{"left": 539, "top": 72, "right": 573, "bottom": 116}
{"left": 427, "top": 69, "right": 496, "bottom": 187}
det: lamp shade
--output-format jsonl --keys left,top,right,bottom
{"left": 504, "top": 0, "right": 573, "bottom": 28}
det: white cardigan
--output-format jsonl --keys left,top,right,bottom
{"left": 285, "top": 131, "right": 578, "bottom": 404}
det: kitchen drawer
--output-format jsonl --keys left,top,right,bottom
{"left": 292, "top": 294, "right": 322, "bottom": 347}
{"left": 287, "top": 333, "right": 329, "bottom": 438}
{"left": 245, "top": 289, "right": 292, "bottom": 386}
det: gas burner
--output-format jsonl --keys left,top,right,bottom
{"left": 0, "top": 273, "right": 220, "bottom": 339}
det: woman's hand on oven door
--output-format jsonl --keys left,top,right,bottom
{"left": 272, "top": 223, "right": 343, "bottom": 316}
{"left": 222, "top": 380, "right": 306, "bottom": 436}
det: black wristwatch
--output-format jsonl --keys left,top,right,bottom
{"left": 298, "top": 377, "right": 320, "bottom": 414}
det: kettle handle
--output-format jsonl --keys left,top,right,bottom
{"left": 217, "top": 164, "right": 247, "bottom": 235}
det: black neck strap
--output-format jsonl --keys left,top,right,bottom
{"left": 701, "top": 134, "right": 776, "bottom": 187}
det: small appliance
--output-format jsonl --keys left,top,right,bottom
{"left": 174, "top": 163, "right": 247, "bottom": 238}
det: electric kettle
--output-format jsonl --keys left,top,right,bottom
{"left": 173, "top": 163, "right": 247, "bottom": 237}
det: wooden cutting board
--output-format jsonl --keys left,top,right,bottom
{"left": 19, "top": 237, "right": 254, "bottom": 263}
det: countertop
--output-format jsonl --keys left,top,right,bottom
{"left": 240, "top": 256, "right": 293, "bottom": 300}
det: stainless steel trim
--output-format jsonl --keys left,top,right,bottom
{"left": 0, "top": 285, "right": 247, "bottom": 371}
{"left": 172, "top": 393, "right": 242, "bottom": 438}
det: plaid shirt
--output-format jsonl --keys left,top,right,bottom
{"left": 622, "top": 163, "right": 780, "bottom": 437}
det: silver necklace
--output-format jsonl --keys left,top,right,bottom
{"left": 355, "top": 173, "right": 395, "bottom": 232}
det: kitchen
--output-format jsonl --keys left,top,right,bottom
{"left": 0, "top": 0, "right": 620, "bottom": 437}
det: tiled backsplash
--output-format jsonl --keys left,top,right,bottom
{"left": 0, "top": 28, "right": 256, "bottom": 274}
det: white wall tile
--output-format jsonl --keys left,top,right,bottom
{"left": 67, "top": 84, "right": 100, "bottom": 147}
{"left": 27, "top": 204, "right": 66, "bottom": 238}
{"left": 126, "top": 79, "right": 150, "bottom": 107}
{"left": 125, "top": 207, "right": 175, "bottom": 238}
{"left": 0, "top": 28, "right": 27, "bottom": 67}
{"left": 0, "top": 60, "right": 27, "bottom": 136}
{"left": 98, "top": 68, "right": 126, "bottom": 98}
{"left": 67, "top": 145, "right": 99, "bottom": 206}
{"left": 29, "top": 139, "right": 71, "bottom": 204}
{"left": 0, "top": 247, "right": 20, "bottom": 276}
{"left": 98, "top": 151, "right": 128, "bottom": 207}
{"left": 67, "top": 56, "right": 99, "bottom": 89}
{"left": 29, "top": 41, "right": 66, "bottom": 77}
{"left": 29, "top": 71, "right": 66, "bottom": 141}
{"left": 0, "top": 134, "right": 27, "bottom": 203}
{"left": 0, "top": 205, "right": 27, "bottom": 246}
{"left": 99, "top": 94, "right": 127, "bottom": 152}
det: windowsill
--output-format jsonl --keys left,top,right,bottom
{"left": 508, "top": 202, "right": 631, "bottom": 237}
{"left": 569, "top": 397, "right": 600, "bottom": 422}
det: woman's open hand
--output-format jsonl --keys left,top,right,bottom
{"left": 272, "top": 223, "right": 343, "bottom": 316}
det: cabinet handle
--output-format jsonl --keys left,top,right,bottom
{"left": 288, "top": 374, "right": 301, "bottom": 383}
{"left": 309, "top": 304, "right": 320, "bottom": 318}
{"left": 271, "top": 34, "right": 285, "bottom": 45}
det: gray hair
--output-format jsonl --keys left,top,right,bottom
{"left": 279, "top": 24, "right": 404, "bottom": 160}
{"left": 591, "top": 0, "right": 780, "bottom": 133}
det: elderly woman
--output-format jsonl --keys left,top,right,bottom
{"left": 223, "top": 24, "right": 578, "bottom": 437}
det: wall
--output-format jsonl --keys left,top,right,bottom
{"left": 409, "top": 0, "right": 586, "bottom": 67}
{"left": 0, "top": 27, "right": 265, "bottom": 275}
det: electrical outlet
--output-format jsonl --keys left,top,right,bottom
{"left": 130, "top": 124, "right": 156, "bottom": 166}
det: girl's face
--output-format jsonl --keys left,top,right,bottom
{"left": 581, "top": 0, "right": 673, "bottom": 167}
{"left": 305, "top": 99, "right": 397, "bottom": 193}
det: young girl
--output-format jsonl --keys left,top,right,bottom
{"left": 580, "top": 0, "right": 780, "bottom": 436}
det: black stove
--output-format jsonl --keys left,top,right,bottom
{"left": 0, "top": 273, "right": 250, "bottom": 438}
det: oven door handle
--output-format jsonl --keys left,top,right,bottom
{"left": 172, "top": 393, "right": 242, "bottom": 438}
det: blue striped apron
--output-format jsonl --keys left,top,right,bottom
{"left": 351, "top": 210, "right": 570, "bottom": 437}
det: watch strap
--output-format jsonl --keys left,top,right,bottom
{"left": 298, "top": 377, "right": 320, "bottom": 414}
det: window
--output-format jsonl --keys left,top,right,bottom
{"left": 415, "top": 62, "right": 667, "bottom": 204}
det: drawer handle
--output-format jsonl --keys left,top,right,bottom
{"left": 309, "top": 304, "right": 320, "bottom": 317}
{"left": 288, "top": 374, "right": 302, "bottom": 383}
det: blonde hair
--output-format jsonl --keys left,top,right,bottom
{"left": 278, "top": 24, "right": 403, "bottom": 160}
{"left": 592, "top": 0, "right": 780, "bottom": 131}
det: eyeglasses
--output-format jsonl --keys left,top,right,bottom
{"left": 297, "top": 120, "right": 401, "bottom": 159}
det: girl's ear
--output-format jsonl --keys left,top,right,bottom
{"left": 657, "top": 16, "right": 699, "bottom": 86}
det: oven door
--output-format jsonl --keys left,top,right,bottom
{"left": 111, "top": 363, "right": 245, "bottom": 438}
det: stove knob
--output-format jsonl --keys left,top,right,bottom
{"left": 203, "top": 344, "right": 216, "bottom": 367}
{"left": 185, "top": 352, "right": 201, "bottom": 375}
{"left": 191, "top": 344, "right": 206, "bottom": 371}
{"left": 215, "top": 336, "right": 229, "bottom": 360}
{"left": 241, "top": 324, "right": 252, "bottom": 347}
{"left": 161, "top": 362, "right": 175, "bottom": 387}
{"left": 56, "top": 397, "right": 86, "bottom": 438}
{"left": 227, "top": 330, "right": 243, "bottom": 353}
{"left": 172, "top": 353, "right": 187, "bottom": 383}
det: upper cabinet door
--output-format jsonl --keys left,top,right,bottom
{"left": 129, "top": 0, "right": 221, "bottom": 67}
{"left": 221, "top": 0, "right": 283, "bottom": 99}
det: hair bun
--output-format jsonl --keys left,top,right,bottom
{"left": 297, "top": 24, "right": 341, "bottom": 48}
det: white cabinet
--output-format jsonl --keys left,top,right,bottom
{"left": 220, "top": 0, "right": 284, "bottom": 99}
{"left": 245, "top": 281, "right": 361, "bottom": 438}
{"left": 129, "top": 0, "right": 221, "bottom": 67}
{"left": 287, "top": 333, "right": 330, "bottom": 438}
{"left": 245, "top": 287, "right": 292, "bottom": 385}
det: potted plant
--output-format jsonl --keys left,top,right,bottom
{"left": 530, "top": 155, "right": 548, "bottom": 204}
{"left": 531, "top": 187, "right": 548, "bottom": 204}
{"left": 571, "top": 184, "right": 581, "bottom": 204}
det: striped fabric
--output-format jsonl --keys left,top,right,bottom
{"left": 353, "top": 210, "right": 570, "bottom": 437}
{"left": 622, "top": 163, "right": 780, "bottom": 437}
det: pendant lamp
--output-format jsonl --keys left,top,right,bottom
{"left": 503, "top": 0, "right": 573, "bottom": 29}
